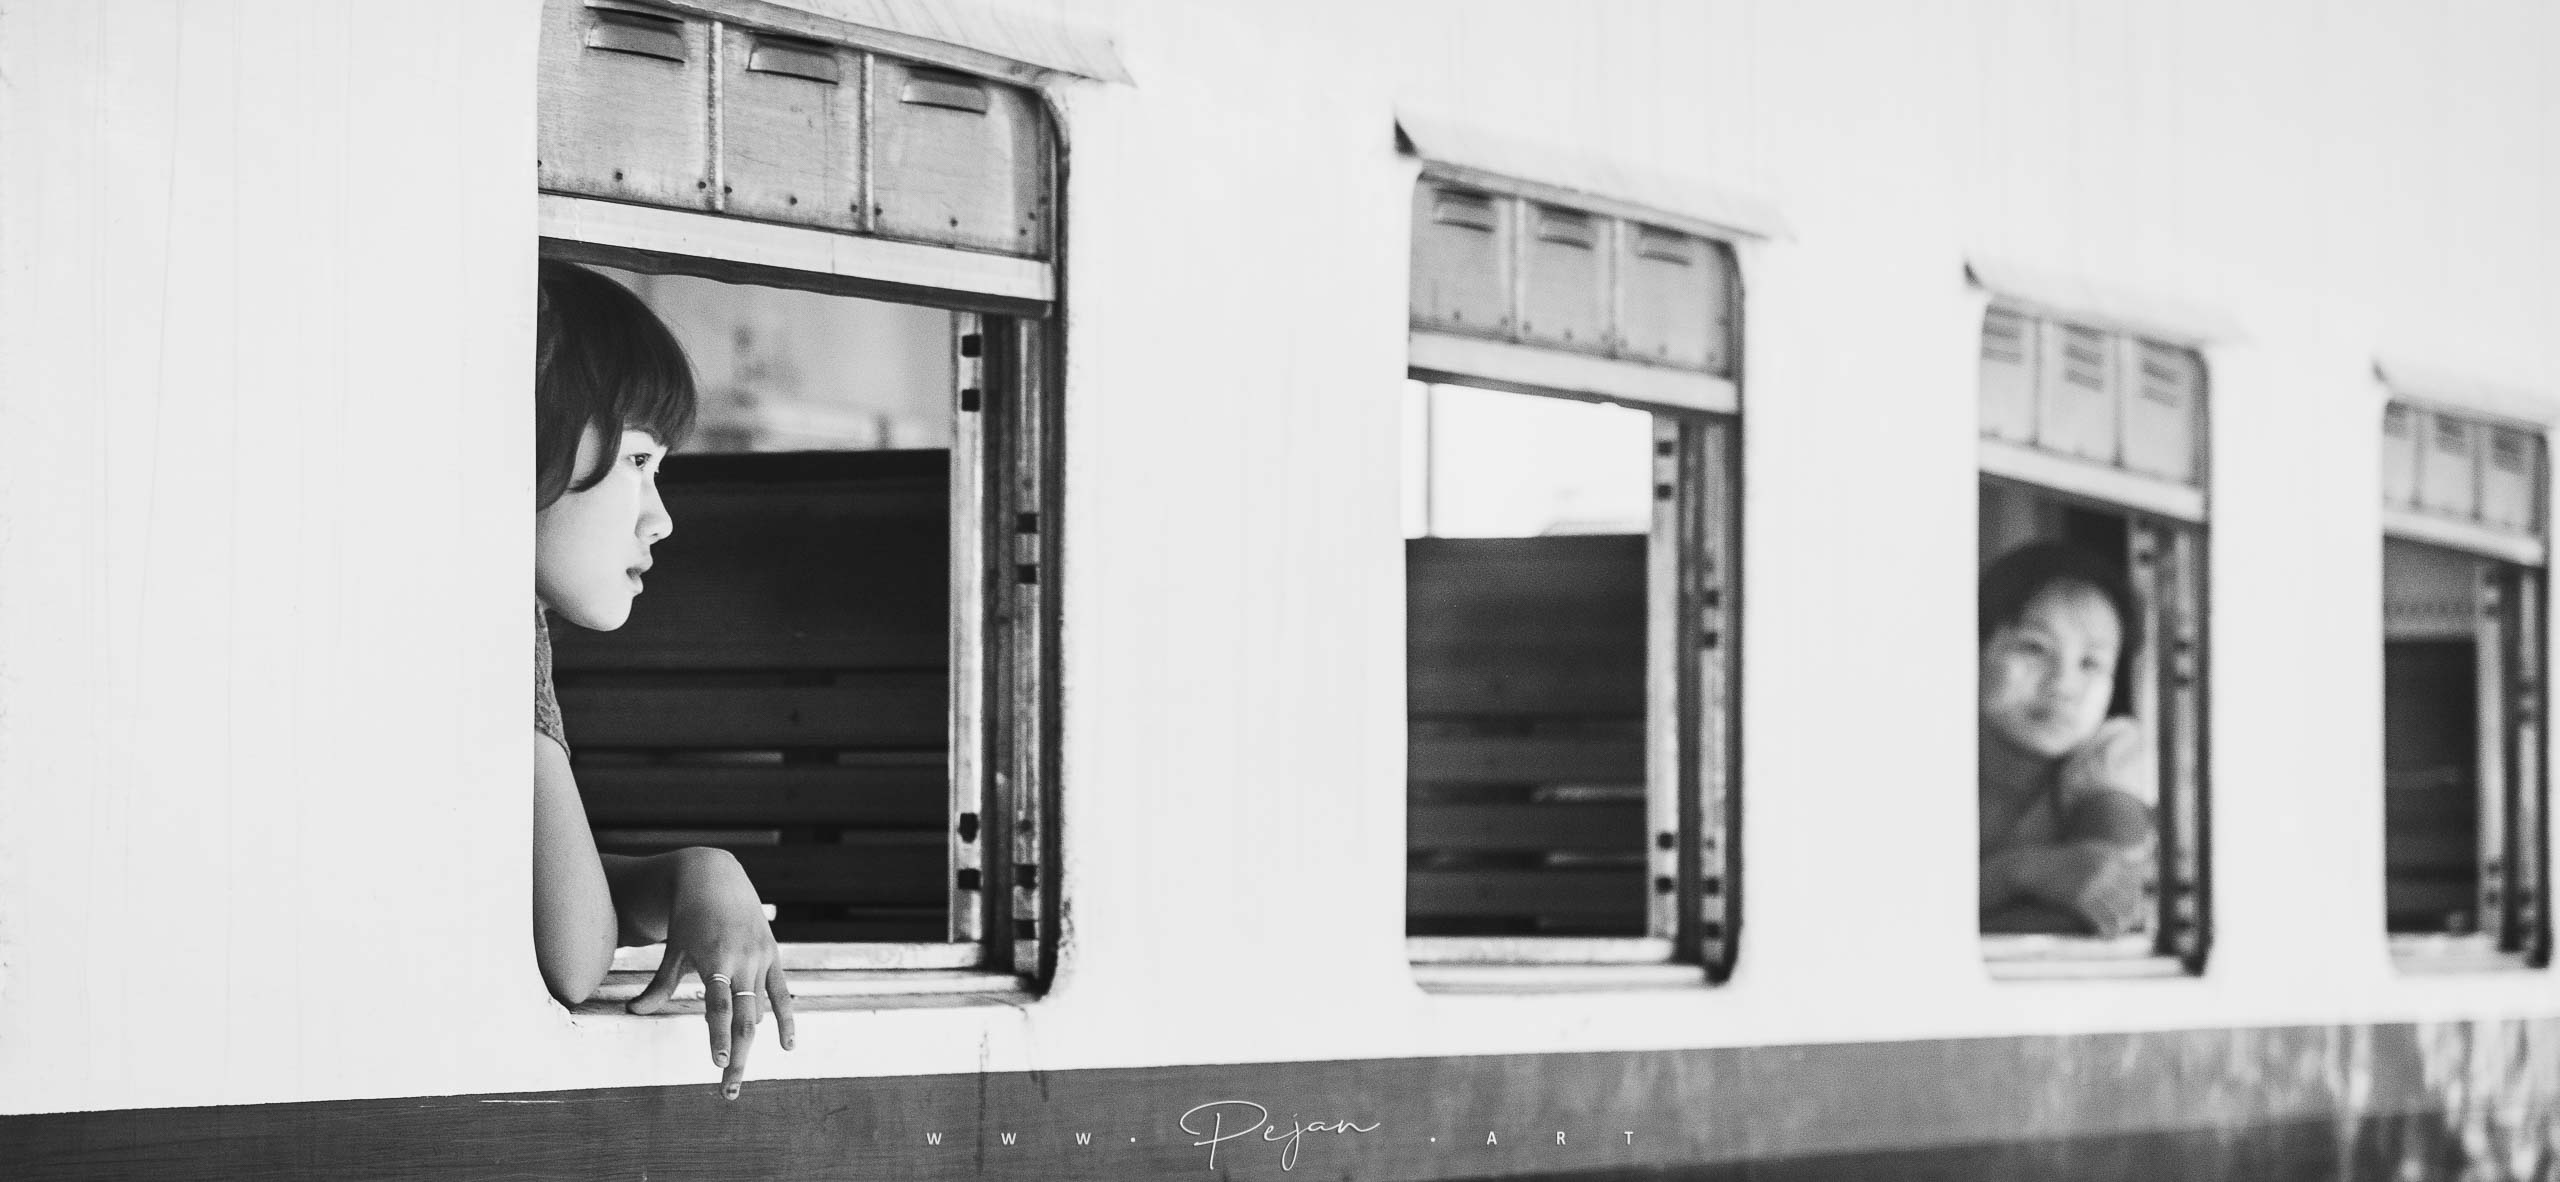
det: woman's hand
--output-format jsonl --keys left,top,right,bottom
{"left": 624, "top": 847, "right": 798, "bottom": 1099}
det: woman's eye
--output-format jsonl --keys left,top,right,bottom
{"left": 627, "top": 453, "right": 655, "bottom": 470}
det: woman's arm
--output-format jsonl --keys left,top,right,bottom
{"left": 2059, "top": 786, "right": 2156, "bottom": 851}
{"left": 1982, "top": 841, "right": 2149, "bottom": 937}
{"left": 530, "top": 735, "right": 796, "bottom": 1097}
{"left": 531, "top": 734, "right": 619, "bottom": 1004}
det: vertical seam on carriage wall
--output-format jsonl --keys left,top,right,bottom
{"left": 707, "top": 20, "right": 725, "bottom": 212}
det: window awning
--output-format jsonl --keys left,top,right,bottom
{"left": 1966, "top": 258, "right": 2241, "bottom": 348}
{"left": 1396, "top": 112, "right": 1786, "bottom": 244}
{"left": 2377, "top": 357, "right": 2560, "bottom": 430}
{"left": 703, "top": 0, "right": 1130, "bottom": 85}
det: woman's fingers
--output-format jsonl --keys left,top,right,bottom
{"left": 766, "top": 962, "right": 797, "bottom": 1052}
{"left": 723, "top": 983, "right": 759, "bottom": 1100}
{"left": 704, "top": 970, "right": 735, "bottom": 1069}
{"left": 626, "top": 949, "right": 690, "bottom": 1015}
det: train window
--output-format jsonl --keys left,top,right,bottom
{"left": 1976, "top": 300, "right": 2210, "bottom": 978}
{"left": 1403, "top": 157, "right": 1746, "bottom": 983}
{"left": 2380, "top": 396, "right": 2551, "bottom": 969}
{"left": 537, "top": 0, "right": 1061, "bottom": 999}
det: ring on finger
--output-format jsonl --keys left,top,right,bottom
{"left": 731, "top": 990, "right": 758, "bottom": 999}
{"left": 709, "top": 973, "right": 732, "bottom": 987}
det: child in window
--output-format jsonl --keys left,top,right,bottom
{"left": 533, "top": 260, "right": 793, "bottom": 1099}
{"left": 1977, "top": 542, "right": 2159, "bottom": 937}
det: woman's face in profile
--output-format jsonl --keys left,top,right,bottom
{"left": 537, "top": 425, "right": 673, "bottom": 631}
{"left": 1980, "top": 581, "right": 2121, "bottom": 760}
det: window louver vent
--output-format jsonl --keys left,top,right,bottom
{"left": 1981, "top": 310, "right": 2028, "bottom": 364}
{"left": 2491, "top": 429, "right": 2530, "bottom": 473}
{"left": 2061, "top": 328, "right": 2109, "bottom": 391}
{"left": 2435, "top": 417, "right": 2473, "bottom": 455}
{"left": 2138, "top": 347, "right": 2187, "bottom": 406}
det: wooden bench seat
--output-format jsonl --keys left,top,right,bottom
{"left": 1407, "top": 533, "right": 1649, "bottom": 937}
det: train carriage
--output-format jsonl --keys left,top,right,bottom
{"left": 1, "top": 0, "right": 2557, "bottom": 1178}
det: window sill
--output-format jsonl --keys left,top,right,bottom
{"left": 1408, "top": 936, "right": 1674, "bottom": 965}
{"left": 611, "top": 942, "right": 981, "bottom": 974}
{"left": 1413, "top": 961, "right": 1707, "bottom": 994}
{"left": 2388, "top": 934, "right": 2538, "bottom": 974}
{"left": 572, "top": 969, "right": 1029, "bottom": 1015}
{"left": 1982, "top": 934, "right": 2190, "bottom": 980}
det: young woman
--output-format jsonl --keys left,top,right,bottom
{"left": 533, "top": 260, "right": 794, "bottom": 1099}
{"left": 1977, "top": 541, "right": 2159, "bottom": 938}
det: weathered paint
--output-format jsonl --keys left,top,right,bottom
{"left": 0, "top": 0, "right": 2555, "bottom": 1137}
{"left": 6, "top": 1019, "right": 2558, "bottom": 1180}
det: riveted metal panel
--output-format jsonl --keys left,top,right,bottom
{"left": 718, "top": 31, "right": 861, "bottom": 229}
{"left": 1620, "top": 224, "right": 1731, "bottom": 374}
{"left": 538, "top": 0, "right": 714, "bottom": 208}
{"left": 2382, "top": 403, "right": 2419, "bottom": 509}
{"left": 2479, "top": 425, "right": 2540, "bottom": 536}
{"left": 1518, "top": 204, "right": 1609, "bottom": 353}
{"left": 2122, "top": 340, "right": 2203, "bottom": 485}
{"left": 2036, "top": 322, "right": 2119, "bottom": 465}
{"left": 1410, "top": 181, "right": 1513, "bottom": 337}
{"left": 869, "top": 58, "right": 1050, "bottom": 256}
{"left": 2419, "top": 411, "right": 2482, "bottom": 521}
{"left": 1978, "top": 307, "right": 2037, "bottom": 444}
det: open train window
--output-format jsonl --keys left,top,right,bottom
{"left": 536, "top": 0, "right": 1060, "bottom": 998}
{"left": 1975, "top": 294, "right": 2210, "bottom": 978}
{"left": 1401, "top": 146, "right": 1750, "bottom": 984}
{"left": 2380, "top": 394, "right": 2551, "bottom": 970}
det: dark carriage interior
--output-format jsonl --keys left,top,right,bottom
{"left": 550, "top": 450, "right": 952, "bottom": 943}
{"left": 2381, "top": 539, "right": 2491, "bottom": 936}
{"left": 1407, "top": 533, "right": 1650, "bottom": 937}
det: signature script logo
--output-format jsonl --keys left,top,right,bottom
{"left": 1179, "top": 1100, "right": 1381, "bottom": 1171}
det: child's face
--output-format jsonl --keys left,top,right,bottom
{"left": 1979, "top": 582, "right": 2122, "bottom": 760}
{"left": 537, "top": 425, "right": 672, "bottom": 631}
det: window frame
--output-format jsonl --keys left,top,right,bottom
{"left": 535, "top": 0, "right": 1066, "bottom": 1001}
{"left": 1973, "top": 290, "right": 2216, "bottom": 980}
{"left": 1401, "top": 156, "right": 1751, "bottom": 983}
{"left": 540, "top": 228, "right": 1060, "bottom": 1001}
{"left": 2380, "top": 392, "right": 2553, "bottom": 973}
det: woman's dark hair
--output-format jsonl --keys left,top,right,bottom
{"left": 535, "top": 260, "right": 698, "bottom": 509}
{"left": 1979, "top": 541, "right": 2145, "bottom": 716}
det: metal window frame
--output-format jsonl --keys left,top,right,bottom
{"left": 1400, "top": 152, "right": 1751, "bottom": 981}
{"left": 2505, "top": 566, "right": 2550, "bottom": 965}
{"left": 1972, "top": 284, "right": 2216, "bottom": 978}
{"left": 542, "top": 220, "right": 1059, "bottom": 994}
{"left": 1975, "top": 494, "right": 2210, "bottom": 980}
{"left": 1400, "top": 380, "right": 1739, "bottom": 979}
{"left": 2476, "top": 569, "right": 2512, "bottom": 950}
{"left": 2380, "top": 387, "right": 2551, "bottom": 970}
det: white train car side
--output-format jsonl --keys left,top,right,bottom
{"left": 2, "top": 1, "right": 2556, "bottom": 1178}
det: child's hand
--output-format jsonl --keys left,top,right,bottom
{"left": 2061, "top": 716, "right": 2147, "bottom": 799}
{"left": 625, "top": 847, "right": 797, "bottom": 1099}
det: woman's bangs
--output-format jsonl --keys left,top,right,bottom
{"left": 613, "top": 358, "right": 698, "bottom": 453}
